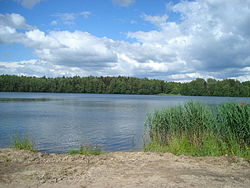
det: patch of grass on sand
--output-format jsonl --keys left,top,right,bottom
{"left": 68, "top": 144, "right": 103, "bottom": 155}
{"left": 11, "top": 134, "right": 35, "bottom": 152}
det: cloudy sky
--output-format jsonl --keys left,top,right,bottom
{"left": 0, "top": 0, "right": 250, "bottom": 82}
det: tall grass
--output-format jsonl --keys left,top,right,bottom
{"left": 144, "top": 102, "right": 250, "bottom": 158}
{"left": 11, "top": 134, "right": 35, "bottom": 152}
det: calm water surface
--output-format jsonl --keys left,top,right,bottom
{"left": 0, "top": 92, "right": 249, "bottom": 153}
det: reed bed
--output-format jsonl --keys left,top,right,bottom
{"left": 144, "top": 102, "right": 250, "bottom": 158}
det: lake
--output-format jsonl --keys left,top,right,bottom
{"left": 0, "top": 92, "right": 249, "bottom": 153}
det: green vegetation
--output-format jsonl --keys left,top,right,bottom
{"left": 0, "top": 75, "right": 249, "bottom": 97}
{"left": 68, "top": 144, "right": 103, "bottom": 155}
{"left": 0, "top": 155, "right": 12, "bottom": 162}
{"left": 11, "top": 134, "right": 35, "bottom": 152}
{"left": 144, "top": 102, "right": 250, "bottom": 159}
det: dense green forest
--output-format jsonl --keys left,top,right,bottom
{"left": 0, "top": 75, "right": 249, "bottom": 97}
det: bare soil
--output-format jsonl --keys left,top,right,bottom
{"left": 0, "top": 148, "right": 249, "bottom": 188}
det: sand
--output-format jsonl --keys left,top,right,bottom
{"left": 0, "top": 148, "right": 249, "bottom": 188}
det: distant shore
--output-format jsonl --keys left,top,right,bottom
{"left": 1, "top": 75, "right": 249, "bottom": 97}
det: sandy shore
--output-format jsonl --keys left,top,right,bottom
{"left": 0, "top": 148, "right": 249, "bottom": 188}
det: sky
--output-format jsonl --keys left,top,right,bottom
{"left": 0, "top": 0, "right": 250, "bottom": 82}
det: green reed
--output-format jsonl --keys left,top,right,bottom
{"left": 144, "top": 102, "right": 250, "bottom": 158}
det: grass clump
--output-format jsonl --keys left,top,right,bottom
{"left": 11, "top": 134, "right": 35, "bottom": 152}
{"left": 68, "top": 144, "right": 103, "bottom": 155}
{"left": 144, "top": 102, "right": 250, "bottom": 159}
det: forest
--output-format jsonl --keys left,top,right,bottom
{"left": 0, "top": 75, "right": 249, "bottom": 97}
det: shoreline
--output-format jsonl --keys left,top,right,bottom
{"left": 1, "top": 148, "right": 249, "bottom": 188}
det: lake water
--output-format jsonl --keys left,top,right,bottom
{"left": 0, "top": 92, "right": 249, "bottom": 153}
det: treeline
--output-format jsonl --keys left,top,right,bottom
{"left": 0, "top": 75, "right": 249, "bottom": 97}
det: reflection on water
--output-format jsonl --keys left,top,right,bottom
{"left": 0, "top": 92, "right": 249, "bottom": 153}
{"left": 0, "top": 98, "right": 52, "bottom": 102}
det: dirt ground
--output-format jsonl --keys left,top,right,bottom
{"left": 0, "top": 148, "right": 249, "bottom": 188}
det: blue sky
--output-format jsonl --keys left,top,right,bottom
{"left": 0, "top": 0, "right": 250, "bottom": 82}
{"left": 0, "top": 0, "right": 181, "bottom": 42}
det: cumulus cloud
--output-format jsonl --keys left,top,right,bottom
{"left": 112, "top": 0, "right": 134, "bottom": 7}
{"left": 14, "top": 0, "right": 43, "bottom": 8}
{"left": 25, "top": 30, "right": 118, "bottom": 68}
{"left": 0, "top": 13, "right": 34, "bottom": 44}
{"left": 127, "top": 0, "right": 250, "bottom": 81}
{"left": 1, "top": 0, "right": 250, "bottom": 82}
{"left": 0, "top": 13, "right": 33, "bottom": 30}
{"left": 0, "top": 13, "right": 115, "bottom": 69}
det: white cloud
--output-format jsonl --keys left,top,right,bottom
{"left": 112, "top": 0, "right": 134, "bottom": 7}
{"left": 141, "top": 14, "right": 168, "bottom": 28}
{"left": 52, "top": 11, "right": 91, "bottom": 25}
{"left": 1, "top": 0, "right": 250, "bottom": 82}
{"left": 0, "top": 60, "right": 89, "bottom": 77}
{"left": 80, "top": 11, "right": 91, "bottom": 19}
{"left": 50, "top": 20, "right": 57, "bottom": 25}
{"left": 0, "top": 13, "right": 33, "bottom": 30}
{"left": 14, "top": 0, "right": 43, "bottom": 9}
{"left": 130, "top": 20, "right": 137, "bottom": 24}
{"left": 0, "top": 13, "right": 34, "bottom": 44}
{"left": 24, "top": 30, "right": 117, "bottom": 68}
{"left": 127, "top": 0, "right": 250, "bottom": 80}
